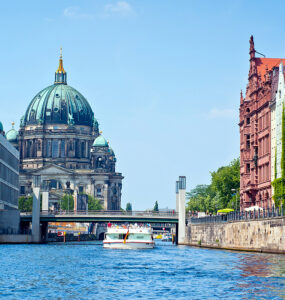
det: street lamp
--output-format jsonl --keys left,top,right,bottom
{"left": 231, "top": 188, "right": 239, "bottom": 211}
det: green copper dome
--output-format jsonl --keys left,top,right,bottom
{"left": 6, "top": 128, "right": 18, "bottom": 142}
{"left": 108, "top": 147, "right": 115, "bottom": 156}
{"left": 0, "top": 121, "right": 3, "bottom": 132}
{"left": 23, "top": 84, "right": 94, "bottom": 126}
{"left": 93, "top": 135, "right": 108, "bottom": 147}
{"left": 22, "top": 54, "right": 94, "bottom": 127}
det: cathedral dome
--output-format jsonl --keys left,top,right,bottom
{"left": 6, "top": 128, "right": 18, "bottom": 142}
{"left": 93, "top": 135, "right": 108, "bottom": 147}
{"left": 22, "top": 51, "right": 94, "bottom": 127}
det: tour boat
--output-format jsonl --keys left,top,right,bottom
{"left": 103, "top": 224, "right": 155, "bottom": 249}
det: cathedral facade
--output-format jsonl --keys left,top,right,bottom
{"left": 6, "top": 52, "right": 123, "bottom": 210}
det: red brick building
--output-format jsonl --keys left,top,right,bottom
{"left": 239, "top": 36, "right": 284, "bottom": 210}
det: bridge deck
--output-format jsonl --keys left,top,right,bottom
{"left": 20, "top": 211, "right": 178, "bottom": 224}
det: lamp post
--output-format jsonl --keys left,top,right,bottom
{"left": 231, "top": 188, "right": 239, "bottom": 211}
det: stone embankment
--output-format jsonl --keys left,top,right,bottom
{"left": 183, "top": 217, "right": 285, "bottom": 253}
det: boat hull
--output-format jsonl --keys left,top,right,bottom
{"left": 103, "top": 241, "right": 155, "bottom": 249}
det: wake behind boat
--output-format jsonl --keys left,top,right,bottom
{"left": 103, "top": 224, "right": 155, "bottom": 249}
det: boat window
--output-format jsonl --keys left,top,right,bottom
{"left": 128, "top": 233, "right": 151, "bottom": 240}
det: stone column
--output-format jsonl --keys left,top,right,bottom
{"left": 32, "top": 175, "right": 41, "bottom": 243}
{"left": 42, "top": 191, "right": 49, "bottom": 212}
{"left": 103, "top": 184, "right": 108, "bottom": 210}
{"left": 178, "top": 176, "right": 186, "bottom": 244}
{"left": 74, "top": 189, "right": 78, "bottom": 212}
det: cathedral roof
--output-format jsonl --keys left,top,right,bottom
{"left": 6, "top": 127, "right": 18, "bottom": 142}
{"left": 22, "top": 51, "right": 95, "bottom": 127}
{"left": 108, "top": 147, "right": 115, "bottom": 156}
{"left": 93, "top": 135, "right": 108, "bottom": 147}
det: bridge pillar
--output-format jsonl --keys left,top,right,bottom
{"left": 176, "top": 181, "right": 179, "bottom": 213}
{"left": 41, "top": 222, "right": 49, "bottom": 243}
{"left": 178, "top": 176, "right": 186, "bottom": 244}
{"left": 32, "top": 176, "right": 41, "bottom": 243}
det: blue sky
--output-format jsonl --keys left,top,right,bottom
{"left": 1, "top": 0, "right": 285, "bottom": 210}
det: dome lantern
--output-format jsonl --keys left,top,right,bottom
{"left": 54, "top": 48, "right": 67, "bottom": 85}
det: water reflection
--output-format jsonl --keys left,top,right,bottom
{"left": 238, "top": 253, "right": 285, "bottom": 278}
{"left": 235, "top": 252, "right": 285, "bottom": 299}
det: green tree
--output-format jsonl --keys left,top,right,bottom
{"left": 186, "top": 158, "right": 240, "bottom": 213}
{"left": 210, "top": 158, "right": 240, "bottom": 209}
{"left": 153, "top": 201, "right": 159, "bottom": 212}
{"left": 60, "top": 194, "right": 74, "bottom": 210}
{"left": 18, "top": 196, "right": 33, "bottom": 212}
{"left": 88, "top": 195, "right": 103, "bottom": 211}
{"left": 126, "top": 202, "right": 132, "bottom": 211}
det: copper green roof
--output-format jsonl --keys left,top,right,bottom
{"left": 23, "top": 84, "right": 94, "bottom": 126}
{"left": 108, "top": 147, "right": 115, "bottom": 156}
{"left": 93, "top": 135, "right": 108, "bottom": 147}
{"left": 6, "top": 128, "right": 18, "bottom": 142}
{"left": 0, "top": 121, "right": 3, "bottom": 132}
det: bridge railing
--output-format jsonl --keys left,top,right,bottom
{"left": 20, "top": 210, "right": 178, "bottom": 218}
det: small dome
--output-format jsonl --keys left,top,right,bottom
{"left": 93, "top": 135, "right": 108, "bottom": 147}
{"left": 0, "top": 121, "right": 3, "bottom": 132}
{"left": 6, "top": 128, "right": 18, "bottom": 142}
{"left": 108, "top": 147, "right": 115, "bottom": 156}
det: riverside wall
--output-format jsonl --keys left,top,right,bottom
{"left": 183, "top": 217, "right": 285, "bottom": 254}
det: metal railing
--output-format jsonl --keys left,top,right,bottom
{"left": 20, "top": 210, "right": 178, "bottom": 218}
{"left": 189, "top": 205, "right": 285, "bottom": 224}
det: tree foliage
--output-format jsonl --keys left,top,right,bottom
{"left": 126, "top": 202, "right": 132, "bottom": 211}
{"left": 18, "top": 196, "right": 33, "bottom": 212}
{"left": 153, "top": 201, "right": 159, "bottom": 212}
{"left": 60, "top": 194, "right": 74, "bottom": 210}
{"left": 186, "top": 158, "right": 240, "bottom": 213}
{"left": 87, "top": 195, "right": 103, "bottom": 211}
{"left": 272, "top": 105, "right": 285, "bottom": 207}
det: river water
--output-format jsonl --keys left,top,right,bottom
{"left": 1, "top": 242, "right": 285, "bottom": 299}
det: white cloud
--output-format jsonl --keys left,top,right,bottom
{"left": 104, "top": 1, "right": 133, "bottom": 16}
{"left": 207, "top": 108, "right": 236, "bottom": 119}
{"left": 63, "top": 6, "right": 93, "bottom": 19}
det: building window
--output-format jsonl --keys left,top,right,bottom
{"left": 97, "top": 188, "right": 102, "bottom": 196}
{"left": 79, "top": 186, "right": 84, "bottom": 193}
{"left": 246, "top": 134, "right": 250, "bottom": 150}
{"left": 81, "top": 142, "right": 85, "bottom": 158}
{"left": 60, "top": 140, "right": 65, "bottom": 158}
{"left": 46, "top": 140, "right": 51, "bottom": 157}
{"left": 52, "top": 140, "right": 59, "bottom": 158}
{"left": 246, "top": 118, "right": 250, "bottom": 125}
{"left": 20, "top": 186, "right": 25, "bottom": 195}
{"left": 246, "top": 163, "right": 250, "bottom": 173}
